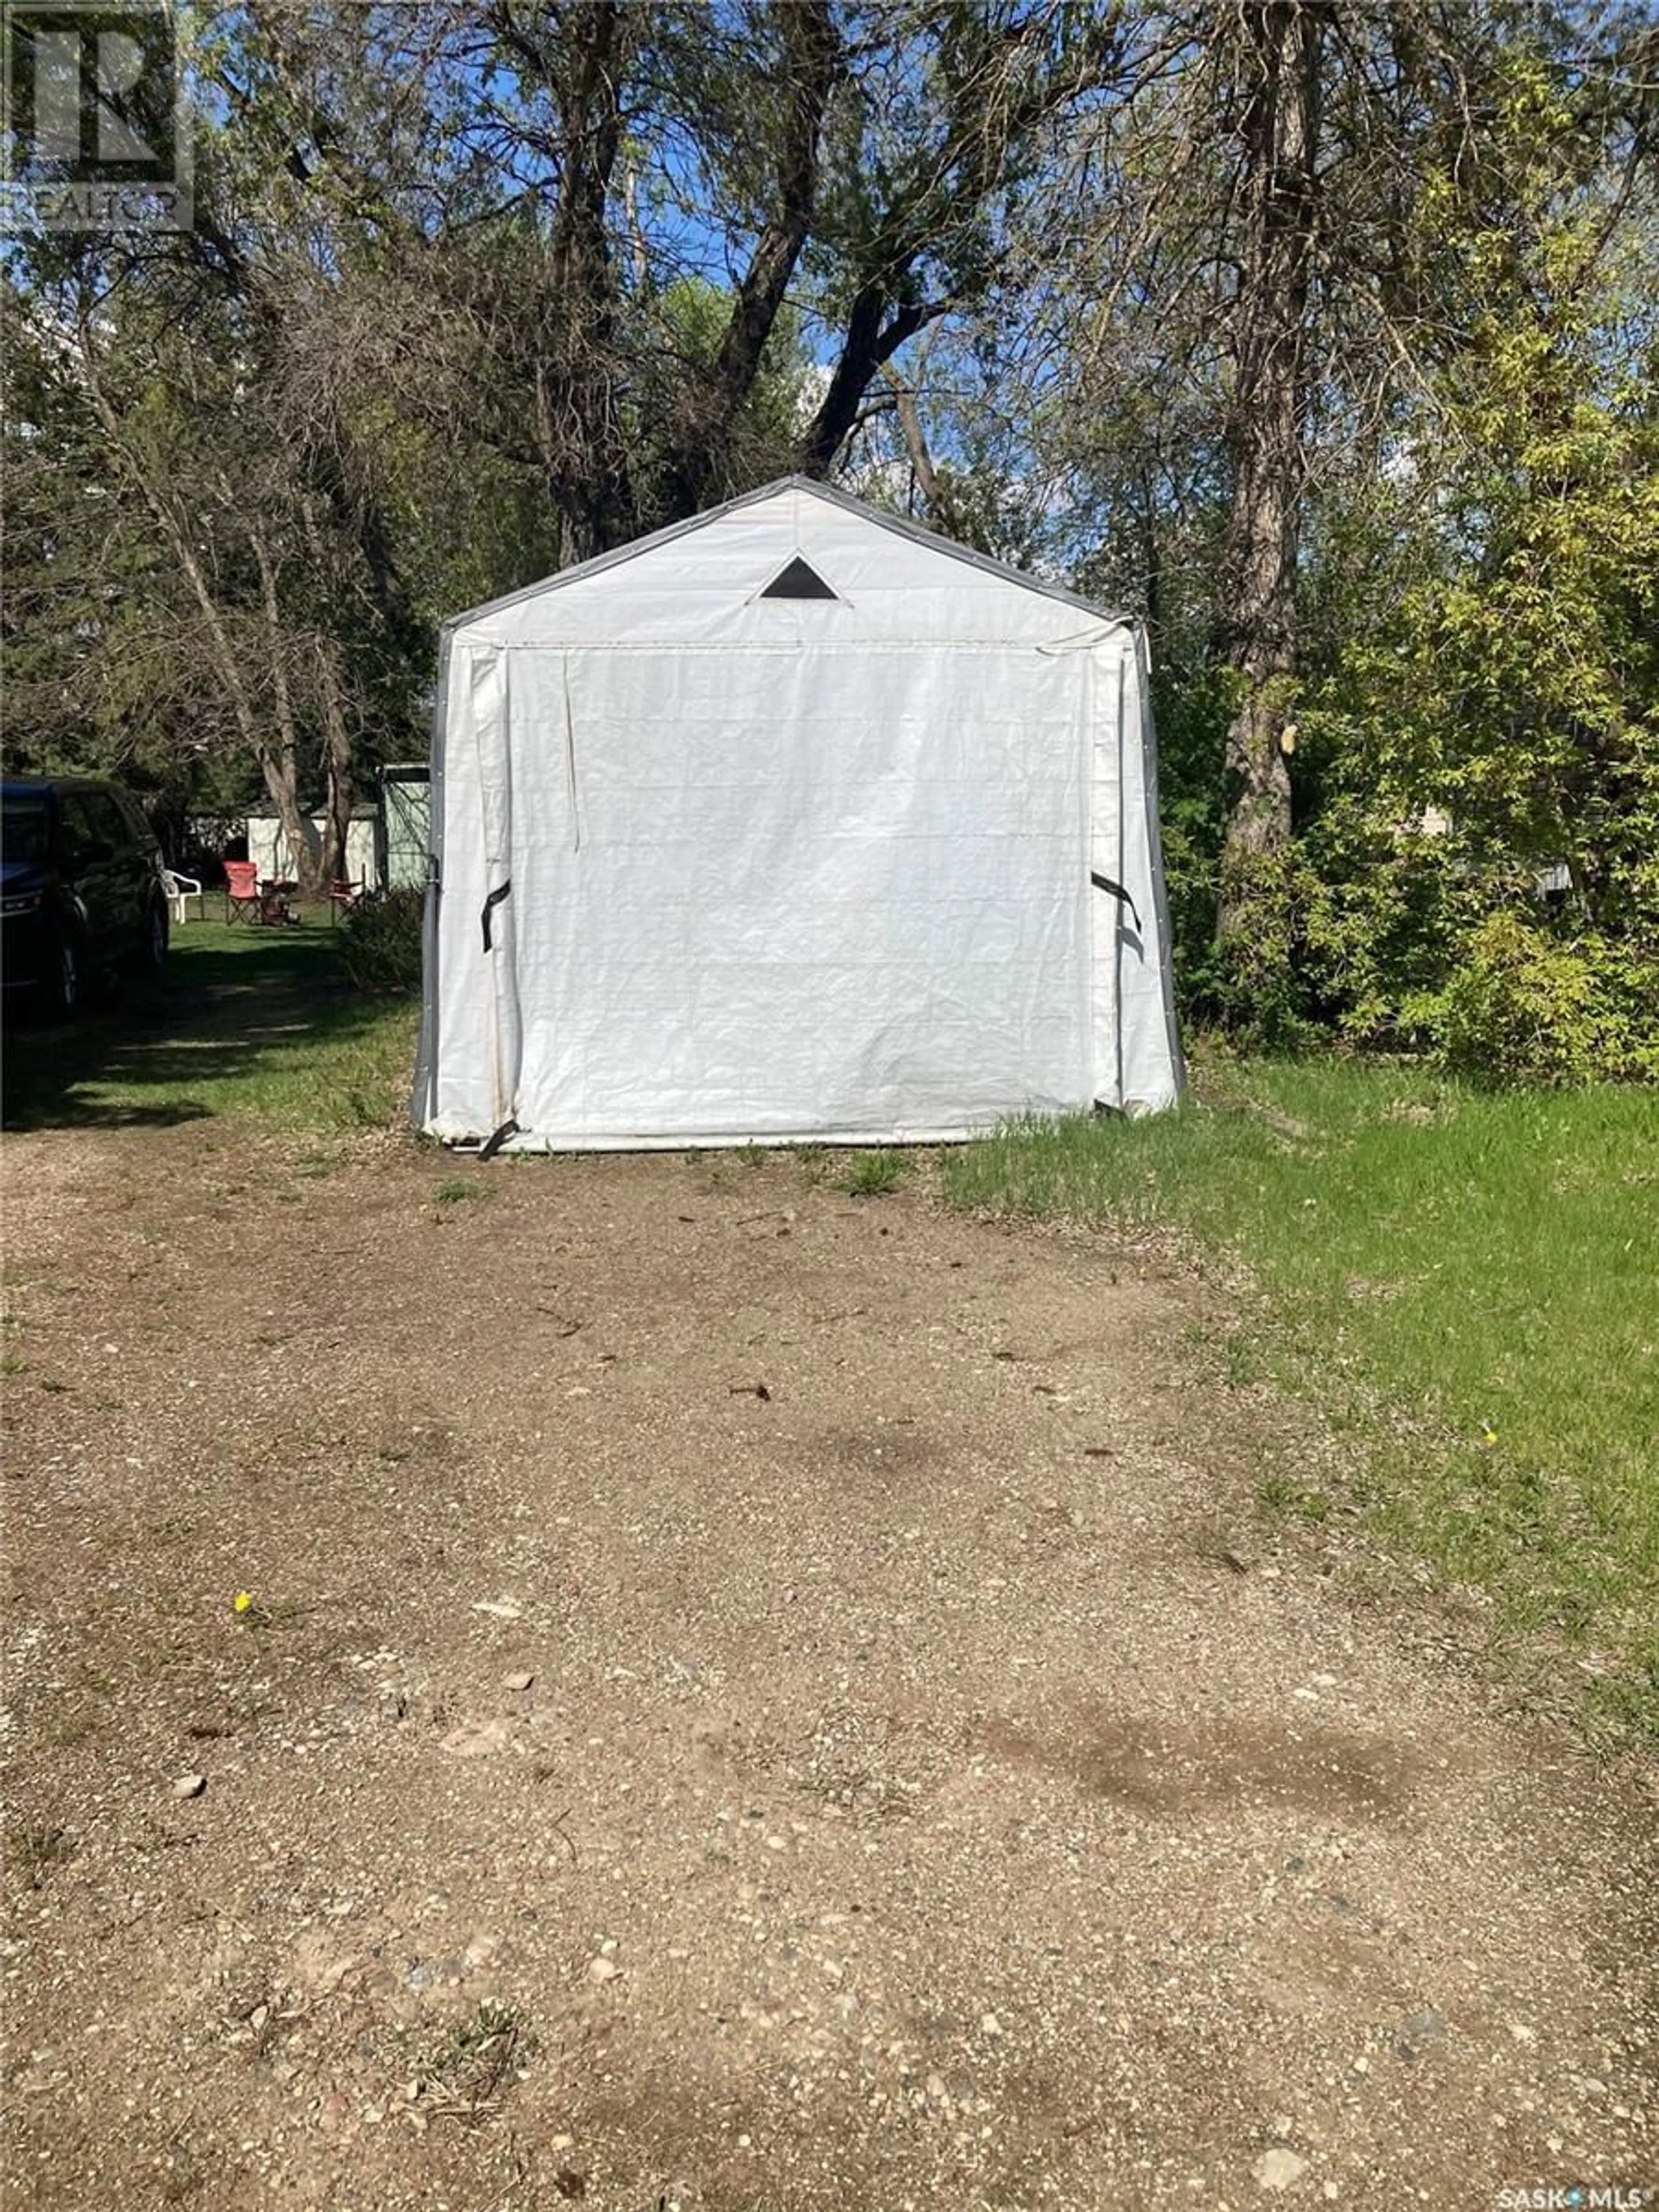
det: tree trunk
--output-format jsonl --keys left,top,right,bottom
{"left": 659, "top": 1, "right": 840, "bottom": 519}
{"left": 318, "top": 650, "right": 355, "bottom": 890}
{"left": 249, "top": 521, "right": 321, "bottom": 890}
{"left": 799, "top": 290, "right": 944, "bottom": 476}
{"left": 297, "top": 508, "right": 358, "bottom": 890}
{"left": 492, "top": 0, "right": 637, "bottom": 559}
{"left": 887, "top": 369, "right": 954, "bottom": 530}
{"left": 256, "top": 741, "right": 309, "bottom": 887}
{"left": 80, "top": 337, "right": 315, "bottom": 886}
{"left": 1215, "top": 0, "right": 1324, "bottom": 948}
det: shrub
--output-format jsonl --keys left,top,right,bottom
{"left": 1430, "top": 914, "right": 1659, "bottom": 1087}
{"left": 1210, "top": 848, "right": 1319, "bottom": 1051}
{"left": 339, "top": 886, "right": 424, "bottom": 995}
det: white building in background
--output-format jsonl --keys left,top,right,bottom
{"left": 244, "top": 809, "right": 380, "bottom": 891}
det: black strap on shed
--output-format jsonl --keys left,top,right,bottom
{"left": 478, "top": 1117, "right": 519, "bottom": 1161}
{"left": 1090, "top": 871, "right": 1141, "bottom": 931}
{"left": 481, "top": 880, "right": 511, "bottom": 952}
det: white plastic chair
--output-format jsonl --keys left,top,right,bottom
{"left": 161, "top": 869, "right": 203, "bottom": 925}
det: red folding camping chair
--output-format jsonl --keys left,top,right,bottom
{"left": 224, "top": 860, "right": 262, "bottom": 924}
{"left": 225, "top": 860, "right": 299, "bottom": 925}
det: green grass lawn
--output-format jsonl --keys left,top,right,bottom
{"left": 1, "top": 914, "right": 418, "bottom": 1136}
{"left": 942, "top": 1057, "right": 1659, "bottom": 1743}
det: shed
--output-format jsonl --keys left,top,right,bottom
{"left": 413, "top": 478, "right": 1181, "bottom": 1151}
{"left": 245, "top": 808, "right": 380, "bottom": 893}
{"left": 378, "top": 765, "right": 431, "bottom": 891}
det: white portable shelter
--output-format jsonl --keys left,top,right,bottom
{"left": 413, "top": 478, "right": 1181, "bottom": 1151}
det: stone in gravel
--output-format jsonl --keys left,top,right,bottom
{"left": 439, "top": 1718, "right": 509, "bottom": 1758}
{"left": 1404, "top": 2009, "right": 1443, "bottom": 2040}
{"left": 172, "top": 1773, "right": 207, "bottom": 1799}
{"left": 587, "top": 1955, "right": 621, "bottom": 1983}
{"left": 980, "top": 2012, "right": 1003, "bottom": 2037}
{"left": 1252, "top": 2147, "right": 1309, "bottom": 2192}
{"left": 501, "top": 1670, "right": 535, "bottom": 1692}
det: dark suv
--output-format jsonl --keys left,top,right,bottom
{"left": 2, "top": 777, "right": 170, "bottom": 1016}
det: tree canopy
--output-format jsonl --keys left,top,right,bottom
{"left": 3, "top": 0, "right": 1654, "bottom": 1077}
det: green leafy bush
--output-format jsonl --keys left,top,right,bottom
{"left": 1430, "top": 916, "right": 1659, "bottom": 1087}
{"left": 1152, "top": 121, "right": 1659, "bottom": 1090}
{"left": 1208, "top": 849, "right": 1318, "bottom": 1051}
{"left": 1431, "top": 914, "right": 1606, "bottom": 1085}
{"left": 338, "top": 886, "right": 424, "bottom": 995}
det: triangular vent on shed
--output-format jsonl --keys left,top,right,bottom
{"left": 760, "top": 555, "right": 838, "bottom": 601}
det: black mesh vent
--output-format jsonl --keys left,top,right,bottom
{"left": 760, "top": 555, "right": 838, "bottom": 601}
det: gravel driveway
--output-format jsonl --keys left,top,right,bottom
{"left": 2, "top": 1125, "right": 1653, "bottom": 2209}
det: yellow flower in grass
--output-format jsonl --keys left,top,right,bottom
{"left": 233, "top": 1591, "right": 254, "bottom": 1614}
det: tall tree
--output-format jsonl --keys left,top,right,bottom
{"left": 6, "top": 0, "right": 1653, "bottom": 1086}
{"left": 239, "top": 1, "right": 1131, "bottom": 556}
{"left": 1214, "top": 1, "right": 1324, "bottom": 947}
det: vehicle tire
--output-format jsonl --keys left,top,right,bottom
{"left": 141, "top": 896, "right": 169, "bottom": 970}
{"left": 44, "top": 934, "right": 79, "bottom": 1021}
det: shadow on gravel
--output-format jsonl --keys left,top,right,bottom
{"left": 977, "top": 1709, "right": 1422, "bottom": 1822}
{"left": 1, "top": 923, "right": 394, "bottom": 1132}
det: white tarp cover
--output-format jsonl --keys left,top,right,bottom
{"left": 415, "top": 480, "right": 1180, "bottom": 1149}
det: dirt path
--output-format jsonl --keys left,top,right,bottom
{"left": 2, "top": 1126, "right": 1653, "bottom": 2210}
